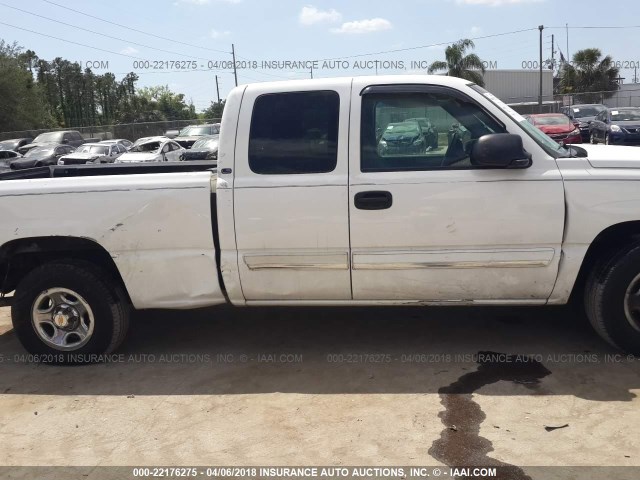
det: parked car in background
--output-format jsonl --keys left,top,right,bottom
{"left": 0, "top": 150, "right": 22, "bottom": 173}
{"left": 164, "top": 129, "right": 180, "bottom": 139}
{"left": 116, "top": 137, "right": 185, "bottom": 163}
{"left": 58, "top": 143, "right": 125, "bottom": 165}
{"left": 100, "top": 139, "right": 133, "bottom": 150}
{"left": 182, "top": 135, "right": 219, "bottom": 161}
{"left": 10, "top": 144, "right": 75, "bottom": 169}
{"left": 525, "top": 113, "right": 582, "bottom": 145}
{"left": 0, "top": 138, "right": 32, "bottom": 152}
{"left": 18, "top": 130, "right": 88, "bottom": 155}
{"left": 561, "top": 104, "right": 606, "bottom": 142}
{"left": 174, "top": 123, "right": 221, "bottom": 149}
{"left": 589, "top": 107, "right": 640, "bottom": 145}
{"left": 404, "top": 118, "right": 439, "bottom": 149}
{"left": 378, "top": 121, "right": 426, "bottom": 156}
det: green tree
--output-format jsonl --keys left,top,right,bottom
{"left": 137, "top": 86, "right": 197, "bottom": 121}
{"left": 558, "top": 48, "right": 619, "bottom": 101}
{"left": 202, "top": 100, "right": 225, "bottom": 120}
{"left": 0, "top": 41, "right": 54, "bottom": 132}
{"left": 428, "top": 39, "right": 486, "bottom": 86}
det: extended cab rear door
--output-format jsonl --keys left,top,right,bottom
{"left": 232, "top": 79, "right": 352, "bottom": 301}
{"left": 347, "top": 79, "right": 565, "bottom": 303}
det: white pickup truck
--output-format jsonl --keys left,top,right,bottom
{"left": 3, "top": 75, "right": 640, "bottom": 362}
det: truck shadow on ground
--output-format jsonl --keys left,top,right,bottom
{"left": 0, "top": 305, "right": 638, "bottom": 401}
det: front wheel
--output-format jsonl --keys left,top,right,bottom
{"left": 585, "top": 243, "right": 640, "bottom": 354}
{"left": 11, "top": 260, "right": 130, "bottom": 363}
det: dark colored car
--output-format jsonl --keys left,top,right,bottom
{"left": 589, "top": 107, "right": 640, "bottom": 145}
{"left": 0, "top": 138, "right": 32, "bottom": 152}
{"left": 182, "top": 135, "right": 219, "bottom": 161}
{"left": 525, "top": 113, "right": 582, "bottom": 145}
{"left": 378, "top": 121, "right": 426, "bottom": 156}
{"left": 0, "top": 150, "right": 22, "bottom": 173}
{"left": 10, "top": 144, "right": 75, "bottom": 169}
{"left": 58, "top": 143, "right": 125, "bottom": 165}
{"left": 174, "top": 124, "right": 221, "bottom": 149}
{"left": 405, "top": 118, "right": 438, "bottom": 149}
{"left": 100, "top": 139, "right": 133, "bottom": 150}
{"left": 561, "top": 104, "right": 606, "bottom": 142}
{"left": 19, "top": 130, "right": 87, "bottom": 155}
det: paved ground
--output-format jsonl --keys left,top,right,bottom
{"left": 1, "top": 304, "right": 639, "bottom": 477}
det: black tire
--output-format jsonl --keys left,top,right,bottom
{"left": 11, "top": 260, "right": 130, "bottom": 364}
{"left": 584, "top": 242, "right": 640, "bottom": 354}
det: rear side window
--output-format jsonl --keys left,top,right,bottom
{"left": 249, "top": 90, "right": 339, "bottom": 174}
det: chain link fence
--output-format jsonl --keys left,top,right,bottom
{"left": 0, "top": 118, "right": 222, "bottom": 142}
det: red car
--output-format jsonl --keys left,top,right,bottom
{"left": 525, "top": 113, "right": 582, "bottom": 145}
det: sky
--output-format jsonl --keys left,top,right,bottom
{"left": 1, "top": 0, "right": 639, "bottom": 112}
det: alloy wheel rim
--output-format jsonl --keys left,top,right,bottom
{"left": 31, "top": 288, "right": 95, "bottom": 351}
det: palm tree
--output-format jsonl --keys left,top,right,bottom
{"left": 428, "top": 39, "right": 486, "bottom": 86}
{"left": 558, "top": 48, "right": 619, "bottom": 102}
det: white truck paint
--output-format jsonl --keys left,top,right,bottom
{"left": 4, "top": 75, "right": 640, "bottom": 358}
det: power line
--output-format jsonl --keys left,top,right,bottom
{"left": 548, "top": 25, "right": 640, "bottom": 29}
{"left": 0, "top": 3, "right": 213, "bottom": 62}
{"left": 41, "top": 0, "right": 230, "bottom": 54}
{"left": 313, "top": 27, "right": 538, "bottom": 61}
{"left": 0, "top": 20, "right": 145, "bottom": 60}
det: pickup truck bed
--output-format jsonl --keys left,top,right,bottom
{"left": 0, "top": 170, "right": 225, "bottom": 310}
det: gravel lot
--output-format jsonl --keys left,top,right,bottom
{"left": 0, "top": 304, "right": 639, "bottom": 478}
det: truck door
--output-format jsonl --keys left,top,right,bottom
{"left": 347, "top": 81, "right": 565, "bottom": 303}
{"left": 233, "top": 80, "right": 352, "bottom": 301}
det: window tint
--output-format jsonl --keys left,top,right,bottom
{"left": 249, "top": 90, "right": 339, "bottom": 174}
{"left": 361, "top": 92, "right": 506, "bottom": 172}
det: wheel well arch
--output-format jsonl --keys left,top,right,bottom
{"left": 0, "top": 236, "right": 130, "bottom": 302}
{"left": 570, "top": 221, "right": 640, "bottom": 301}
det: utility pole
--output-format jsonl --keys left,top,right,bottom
{"left": 215, "top": 75, "right": 220, "bottom": 104}
{"left": 551, "top": 34, "right": 555, "bottom": 72}
{"left": 231, "top": 43, "right": 238, "bottom": 87}
{"left": 566, "top": 23, "right": 569, "bottom": 63}
{"left": 539, "top": 25, "right": 544, "bottom": 112}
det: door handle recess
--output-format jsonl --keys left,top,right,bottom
{"left": 354, "top": 191, "right": 393, "bottom": 210}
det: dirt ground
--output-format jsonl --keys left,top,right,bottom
{"left": 1, "top": 304, "right": 639, "bottom": 478}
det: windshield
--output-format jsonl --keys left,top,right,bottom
{"left": 383, "top": 124, "right": 419, "bottom": 136}
{"left": 76, "top": 145, "right": 109, "bottom": 155}
{"left": 0, "top": 141, "right": 18, "bottom": 150}
{"left": 469, "top": 84, "right": 566, "bottom": 158}
{"left": 610, "top": 109, "right": 640, "bottom": 121}
{"left": 571, "top": 105, "right": 605, "bottom": 118}
{"left": 130, "top": 141, "right": 161, "bottom": 153}
{"left": 178, "top": 125, "right": 215, "bottom": 136}
{"left": 25, "top": 146, "right": 54, "bottom": 157}
{"left": 33, "top": 132, "right": 62, "bottom": 143}
{"left": 532, "top": 115, "right": 571, "bottom": 126}
{"left": 192, "top": 138, "right": 218, "bottom": 149}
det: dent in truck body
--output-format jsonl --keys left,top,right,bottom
{"left": 0, "top": 171, "right": 226, "bottom": 309}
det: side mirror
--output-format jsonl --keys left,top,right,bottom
{"left": 470, "top": 133, "right": 532, "bottom": 169}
